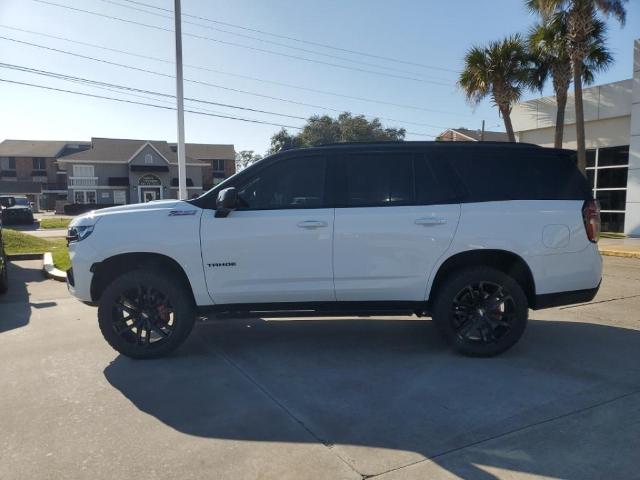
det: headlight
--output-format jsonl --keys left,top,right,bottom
{"left": 66, "top": 225, "right": 94, "bottom": 244}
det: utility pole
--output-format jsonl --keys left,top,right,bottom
{"left": 174, "top": 0, "right": 187, "bottom": 200}
{"left": 480, "top": 120, "right": 485, "bottom": 142}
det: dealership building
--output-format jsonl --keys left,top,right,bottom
{"left": 512, "top": 39, "right": 639, "bottom": 236}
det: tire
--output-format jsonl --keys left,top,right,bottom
{"left": 98, "top": 268, "right": 196, "bottom": 359}
{"left": 0, "top": 248, "right": 8, "bottom": 295}
{"left": 432, "top": 267, "right": 528, "bottom": 357}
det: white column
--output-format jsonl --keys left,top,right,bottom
{"left": 625, "top": 39, "right": 640, "bottom": 236}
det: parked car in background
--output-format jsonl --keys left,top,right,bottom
{"left": 66, "top": 142, "right": 602, "bottom": 359}
{"left": 0, "top": 195, "right": 35, "bottom": 225}
{"left": 0, "top": 195, "right": 15, "bottom": 294}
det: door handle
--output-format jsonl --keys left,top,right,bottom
{"left": 297, "top": 220, "right": 328, "bottom": 229}
{"left": 415, "top": 217, "right": 447, "bottom": 226}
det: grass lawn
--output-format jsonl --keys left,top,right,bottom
{"left": 3, "top": 229, "right": 71, "bottom": 271}
{"left": 38, "top": 218, "right": 71, "bottom": 229}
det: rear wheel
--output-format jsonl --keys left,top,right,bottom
{"left": 432, "top": 267, "right": 528, "bottom": 357}
{"left": 98, "top": 269, "right": 196, "bottom": 359}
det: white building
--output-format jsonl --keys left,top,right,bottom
{"left": 512, "top": 39, "right": 640, "bottom": 236}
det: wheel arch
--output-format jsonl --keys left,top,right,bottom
{"left": 428, "top": 249, "right": 536, "bottom": 307}
{"left": 90, "top": 252, "right": 194, "bottom": 303}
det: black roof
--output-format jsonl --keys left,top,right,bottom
{"left": 294, "top": 140, "right": 544, "bottom": 150}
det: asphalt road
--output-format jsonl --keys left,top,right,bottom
{"left": 1, "top": 257, "right": 639, "bottom": 480}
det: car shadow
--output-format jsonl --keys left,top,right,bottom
{"left": 0, "top": 261, "right": 52, "bottom": 332}
{"left": 104, "top": 317, "right": 640, "bottom": 479}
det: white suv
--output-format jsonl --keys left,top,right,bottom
{"left": 66, "top": 142, "right": 602, "bottom": 359}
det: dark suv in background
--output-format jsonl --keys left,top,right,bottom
{"left": 0, "top": 195, "right": 15, "bottom": 294}
{"left": 0, "top": 195, "right": 34, "bottom": 225}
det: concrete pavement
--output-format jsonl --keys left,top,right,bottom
{"left": 599, "top": 237, "right": 640, "bottom": 258}
{"left": 1, "top": 257, "right": 639, "bottom": 479}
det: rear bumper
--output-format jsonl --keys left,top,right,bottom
{"left": 532, "top": 281, "right": 600, "bottom": 309}
{"left": 2, "top": 211, "right": 34, "bottom": 224}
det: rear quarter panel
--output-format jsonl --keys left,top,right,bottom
{"left": 425, "top": 200, "right": 602, "bottom": 299}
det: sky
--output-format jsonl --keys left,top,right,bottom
{"left": 0, "top": 0, "right": 638, "bottom": 155}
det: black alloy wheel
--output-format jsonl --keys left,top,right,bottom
{"left": 451, "top": 281, "right": 515, "bottom": 345}
{"left": 432, "top": 267, "right": 528, "bottom": 356}
{"left": 112, "top": 284, "right": 176, "bottom": 347}
{"left": 98, "top": 269, "right": 196, "bottom": 359}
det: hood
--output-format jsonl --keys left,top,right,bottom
{"left": 7, "top": 205, "right": 32, "bottom": 211}
{"left": 70, "top": 200, "right": 197, "bottom": 227}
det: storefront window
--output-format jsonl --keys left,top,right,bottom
{"left": 585, "top": 145, "right": 629, "bottom": 233}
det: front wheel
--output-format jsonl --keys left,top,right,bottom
{"left": 432, "top": 267, "right": 528, "bottom": 357}
{"left": 98, "top": 269, "right": 196, "bottom": 359}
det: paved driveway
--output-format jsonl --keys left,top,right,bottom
{"left": 1, "top": 258, "right": 639, "bottom": 480}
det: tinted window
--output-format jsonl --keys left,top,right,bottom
{"left": 596, "top": 190, "right": 626, "bottom": 211}
{"left": 596, "top": 167, "right": 627, "bottom": 189}
{"left": 414, "top": 156, "right": 457, "bottom": 204}
{"left": 598, "top": 146, "right": 628, "bottom": 166}
{"left": 600, "top": 212, "right": 625, "bottom": 233}
{"left": 346, "top": 153, "right": 413, "bottom": 207}
{"left": 586, "top": 149, "right": 596, "bottom": 167}
{"left": 236, "top": 155, "right": 326, "bottom": 209}
{"left": 448, "top": 149, "right": 591, "bottom": 201}
{"left": 586, "top": 169, "right": 595, "bottom": 189}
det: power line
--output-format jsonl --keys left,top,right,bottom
{"left": 117, "top": 0, "right": 460, "bottom": 74}
{"left": 0, "top": 77, "right": 436, "bottom": 138}
{"left": 0, "top": 62, "right": 307, "bottom": 120}
{"left": 32, "top": 0, "right": 453, "bottom": 86}
{"left": 0, "top": 35, "right": 448, "bottom": 132}
{"left": 0, "top": 77, "right": 304, "bottom": 129}
{"left": 96, "top": 0, "right": 452, "bottom": 82}
{"left": 0, "top": 24, "right": 466, "bottom": 118}
{"left": 0, "top": 63, "right": 436, "bottom": 137}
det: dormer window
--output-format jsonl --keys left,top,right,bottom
{"left": 144, "top": 153, "right": 153, "bottom": 164}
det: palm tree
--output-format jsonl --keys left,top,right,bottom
{"left": 459, "top": 35, "right": 533, "bottom": 142}
{"left": 528, "top": 12, "right": 612, "bottom": 148}
{"left": 526, "top": 0, "right": 627, "bottom": 172}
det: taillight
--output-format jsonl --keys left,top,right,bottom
{"left": 582, "top": 199, "right": 600, "bottom": 243}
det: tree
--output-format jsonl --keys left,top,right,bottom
{"left": 528, "top": 12, "right": 612, "bottom": 148}
{"left": 268, "top": 113, "right": 405, "bottom": 154}
{"left": 235, "top": 150, "right": 263, "bottom": 171}
{"left": 459, "top": 35, "right": 533, "bottom": 142}
{"left": 526, "top": 0, "right": 627, "bottom": 171}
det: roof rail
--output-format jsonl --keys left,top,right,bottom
{"left": 315, "top": 140, "right": 542, "bottom": 148}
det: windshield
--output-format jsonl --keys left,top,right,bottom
{"left": 14, "top": 197, "right": 29, "bottom": 206}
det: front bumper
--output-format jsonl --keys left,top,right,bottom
{"left": 66, "top": 244, "right": 95, "bottom": 303}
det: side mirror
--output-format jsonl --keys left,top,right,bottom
{"left": 215, "top": 187, "right": 238, "bottom": 218}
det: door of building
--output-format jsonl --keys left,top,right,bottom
{"left": 139, "top": 187, "right": 161, "bottom": 203}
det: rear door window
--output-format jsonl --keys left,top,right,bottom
{"left": 345, "top": 153, "right": 414, "bottom": 207}
{"left": 414, "top": 154, "right": 458, "bottom": 205}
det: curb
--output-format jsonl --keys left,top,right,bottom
{"left": 599, "top": 248, "right": 640, "bottom": 259}
{"left": 7, "top": 253, "right": 43, "bottom": 261}
{"left": 43, "top": 252, "right": 67, "bottom": 282}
